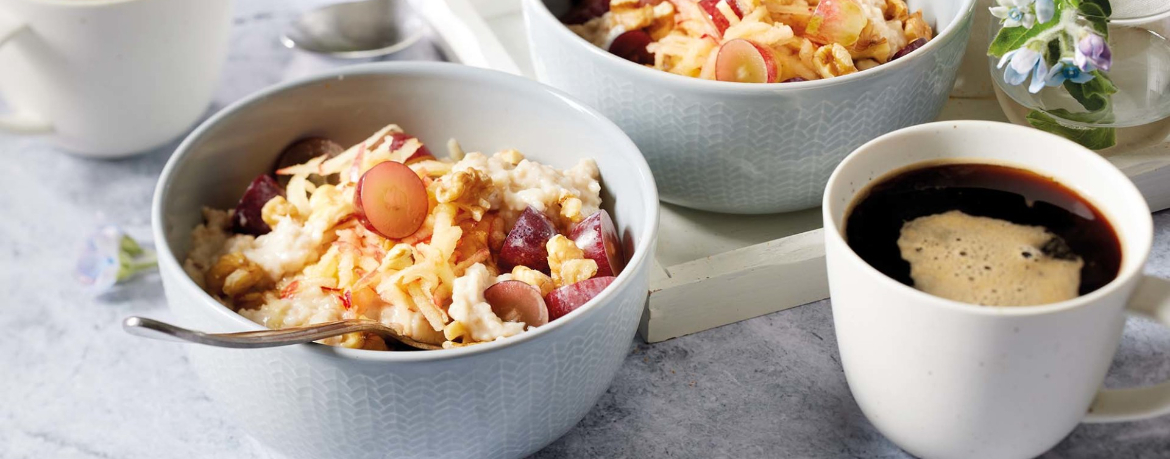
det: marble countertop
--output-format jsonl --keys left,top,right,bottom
{"left": 3, "top": 1, "right": 1170, "bottom": 458}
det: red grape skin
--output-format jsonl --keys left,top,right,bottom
{"left": 484, "top": 280, "right": 549, "bottom": 327}
{"left": 561, "top": 0, "right": 611, "bottom": 25}
{"left": 274, "top": 138, "right": 344, "bottom": 173}
{"left": 499, "top": 207, "right": 559, "bottom": 272}
{"left": 890, "top": 38, "right": 927, "bottom": 61}
{"left": 569, "top": 210, "right": 625, "bottom": 277}
{"left": 546, "top": 276, "right": 617, "bottom": 321}
{"left": 233, "top": 175, "right": 286, "bottom": 235}
{"left": 610, "top": 30, "right": 654, "bottom": 65}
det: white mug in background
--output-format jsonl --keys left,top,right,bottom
{"left": 823, "top": 121, "right": 1170, "bottom": 459}
{"left": 0, "top": 0, "right": 232, "bottom": 158}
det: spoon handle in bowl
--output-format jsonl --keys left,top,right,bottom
{"left": 121, "top": 316, "right": 381, "bottom": 349}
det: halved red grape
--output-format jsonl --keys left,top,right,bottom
{"left": 715, "top": 39, "right": 778, "bottom": 83}
{"left": 782, "top": 76, "right": 808, "bottom": 83}
{"left": 275, "top": 137, "right": 344, "bottom": 172}
{"left": 499, "top": 207, "right": 558, "bottom": 272}
{"left": 609, "top": 30, "right": 654, "bottom": 65}
{"left": 233, "top": 175, "right": 285, "bottom": 235}
{"left": 485, "top": 280, "right": 549, "bottom": 327}
{"left": 570, "top": 210, "right": 625, "bottom": 277}
{"left": 546, "top": 276, "right": 617, "bottom": 321}
{"left": 561, "top": 0, "right": 610, "bottom": 25}
{"left": 890, "top": 38, "right": 927, "bottom": 61}
{"left": 354, "top": 161, "right": 428, "bottom": 239}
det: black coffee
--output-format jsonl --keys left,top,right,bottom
{"left": 845, "top": 162, "right": 1121, "bottom": 306}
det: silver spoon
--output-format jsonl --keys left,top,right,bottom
{"left": 122, "top": 316, "right": 441, "bottom": 350}
{"left": 281, "top": 0, "right": 426, "bottom": 59}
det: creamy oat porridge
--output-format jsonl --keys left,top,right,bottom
{"left": 562, "top": 0, "right": 934, "bottom": 82}
{"left": 184, "top": 125, "right": 627, "bottom": 350}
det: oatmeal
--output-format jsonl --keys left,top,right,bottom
{"left": 563, "top": 0, "right": 934, "bottom": 82}
{"left": 184, "top": 125, "right": 626, "bottom": 350}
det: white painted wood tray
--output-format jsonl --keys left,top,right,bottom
{"left": 429, "top": 0, "right": 1170, "bottom": 342}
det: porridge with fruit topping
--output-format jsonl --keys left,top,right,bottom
{"left": 184, "top": 125, "right": 628, "bottom": 350}
{"left": 562, "top": 0, "right": 934, "bottom": 82}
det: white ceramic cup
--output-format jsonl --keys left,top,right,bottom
{"left": 0, "top": 0, "right": 232, "bottom": 158}
{"left": 823, "top": 120, "right": 1170, "bottom": 459}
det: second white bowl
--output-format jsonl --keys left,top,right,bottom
{"left": 523, "top": 0, "right": 977, "bottom": 214}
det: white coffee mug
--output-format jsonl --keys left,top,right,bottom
{"left": 823, "top": 120, "right": 1170, "bottom": 459}
{"left": 0, "top": 0, "right": 232, "bottom": 158}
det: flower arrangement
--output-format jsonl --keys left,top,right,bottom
{"left": 988, "top": 0, "right": 1116, "bottom": 149}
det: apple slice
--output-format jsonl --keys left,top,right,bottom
{"left": 354, "top": 161, "right": 429, "bottom": 239}
{"left": 724, "top": 0, "right": 746, "bottom": 18}
{"left": 546, "top": 276, "right": 617, "bottom": 321}
{"left": 233, "top": 174, "right": 286, "bottom": 235}
{"left": 569, "top": 210, "right": 625, "bottom": 277}
{"left": 805, "top": 0, "right": 867, "bottom": 47}
{"left": 609, "top": 30, "right": 654, "bottom": 65}
{"left": 485, "top": 280, "right": 549, "bottom": 327}
{"left": 372, "top": 132, "right": 434, "bottom": 162}
{"left": 697, "top": 0, "right": 732, "bottom": 34}
{"left": 715, "top": 39, "right": 778, "bottom": 83}
{"left": 500, "top": 207, "right": 559, "bottom": 272}
{"left": 667, "top": 0, "right": 723, "bottom": 38}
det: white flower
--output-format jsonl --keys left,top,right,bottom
{"left": 990, "top": 0, "right": 1036, "bottom": 28}
{"left": 76, "top": 224, "right": 157, "bottom": 295}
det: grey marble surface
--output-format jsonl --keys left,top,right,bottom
{"left": 2, "top": 2, "right": 1170, "bottom": 458}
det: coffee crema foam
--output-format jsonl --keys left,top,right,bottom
{"left": 897, "top": 211, "right": 1084, "bottom": 306}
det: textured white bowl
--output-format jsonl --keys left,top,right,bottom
{"left": 152, "top": 62, "right": 659, "bottom": 459}
{"left": 523, "top": 0, "right": 976, "bottom": 214}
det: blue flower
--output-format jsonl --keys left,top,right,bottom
{"left": 76, "top": 224, "right": 157, "bottom": 295}
{"left": 998, "top": 48, "right": 1049, "bottom": 92}
{"left": 1034, "top": 0, "right": 1055, "bottom": 23}
{"left": 990, "top": 0, "right": 1036, "bottom": 28}
{"left": 1045, "top": 58, "right": 1095, "bottom": 87}
{"left": 1075, "top": 33, "right": 1111, "bottom": 72}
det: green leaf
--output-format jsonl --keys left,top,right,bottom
{"left": 988, "top": 1, "right": 1064, "bottom": 58}
{"left": 1026, "top": 110, "right": 1116, "bottom": 150}
{"left": 1065, "top": 70, "right": 1117, "bottom": 112}
{"left": 1080, "top": 0, "right": 1111, "bottom": 17}
{"left": 1079, "top": 4, "right": 1109, "bottom": 35}
{"left": 1045, "top": 108, "right": 1114, "bottom": 124}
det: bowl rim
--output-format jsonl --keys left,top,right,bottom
{"left": 522, "top": 0, "right": 978, "bottom": 93}
{"left": 152, "top": 61, "right": 660, "bottom": 363}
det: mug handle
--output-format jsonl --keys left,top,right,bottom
{"left": 0, "top": 8, "right": 53, "bottom": 135}
{"left": 1084, "top": 275, "right": 1170, "bottom": 423}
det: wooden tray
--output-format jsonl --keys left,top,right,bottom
{"left": 433, "top": 0, "right": 1170, "bottom": 342}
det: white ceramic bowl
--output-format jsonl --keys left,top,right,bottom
{"left": 523, "top": 0, "right": 977, "bottom": 214}
{"left": 152, "top": 62, "right": 659, "bottom": 459}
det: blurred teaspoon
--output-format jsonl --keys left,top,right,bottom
{"left": 122, "top": 316, "right": 441, "bottom": 350}
{"left": 281, "top": 0, "right": 426, "bottom": 59}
